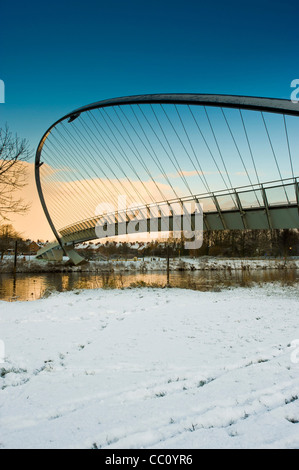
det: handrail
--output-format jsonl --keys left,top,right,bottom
{"left": 59, "top": 177, "right": 299, "bottom": 235}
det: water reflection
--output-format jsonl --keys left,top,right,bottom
{"left": 0, "top": 269, "right": 298, "bottom": 302}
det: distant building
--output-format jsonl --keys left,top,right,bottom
{"left": 26, "top": 241, "right": 40, "bottom": 254}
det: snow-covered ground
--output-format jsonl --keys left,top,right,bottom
{"left": 0, "top": 285, "right": 299, "bottom": 449}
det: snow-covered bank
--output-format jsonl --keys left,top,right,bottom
{"left": 1, "top": 256, "right": 299, "bottom": 273}
{"left": 0, "top": 285, "right": 299, "bottom": 449}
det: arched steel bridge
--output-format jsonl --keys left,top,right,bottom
{"left": 35, "top": 94, "right": 299, "bottom": 264}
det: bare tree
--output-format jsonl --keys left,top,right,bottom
{"left": 0, "top": 124, "right": 31, "bottom": 221}
{"left": 0, "top": 224, "right": 22, "bottom": 260}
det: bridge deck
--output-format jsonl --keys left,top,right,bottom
{"left": 37, "top": 178, "right": 299, "bottom": 264}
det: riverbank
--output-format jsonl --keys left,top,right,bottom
{"left": 1, "top": 268, "right": 298, "bottom": 302}
{"left": 0, "top": 256, "right": 299, "bottom": 273}
{"left": 1, "top": 285, "right": 299, "bottom": 448}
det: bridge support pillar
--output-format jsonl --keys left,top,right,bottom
{"left": 64, "top": 246, "right": 86, "bottom": 265}
{"left": 261, "top": 186, "right": 273, "bottom": 229}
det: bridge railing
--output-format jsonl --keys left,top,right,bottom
{"left": 59, "top": 177, "right": 298, "bottom": 237}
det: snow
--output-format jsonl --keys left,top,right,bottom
{"left": 0, "top": 284, "right": 299, "bottom": 449}
{"left": 1, "top": 254, "right": 299, "bottom": 274}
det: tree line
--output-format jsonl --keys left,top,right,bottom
{"left": 192, "top": 228, "right": 299, "bottom": 258}
{"left": 78, "top": 228, "right": 299, "bottom": 260}
{"left": 0, "top": 224, "right": 41, "bottom": 261}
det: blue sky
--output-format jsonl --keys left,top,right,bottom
{"left": 1, "top": 0, "right": 298, "bottom": 153}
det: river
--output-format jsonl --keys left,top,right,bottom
{"left": 0, "top": 269, "right": 298, "bottom": 302}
